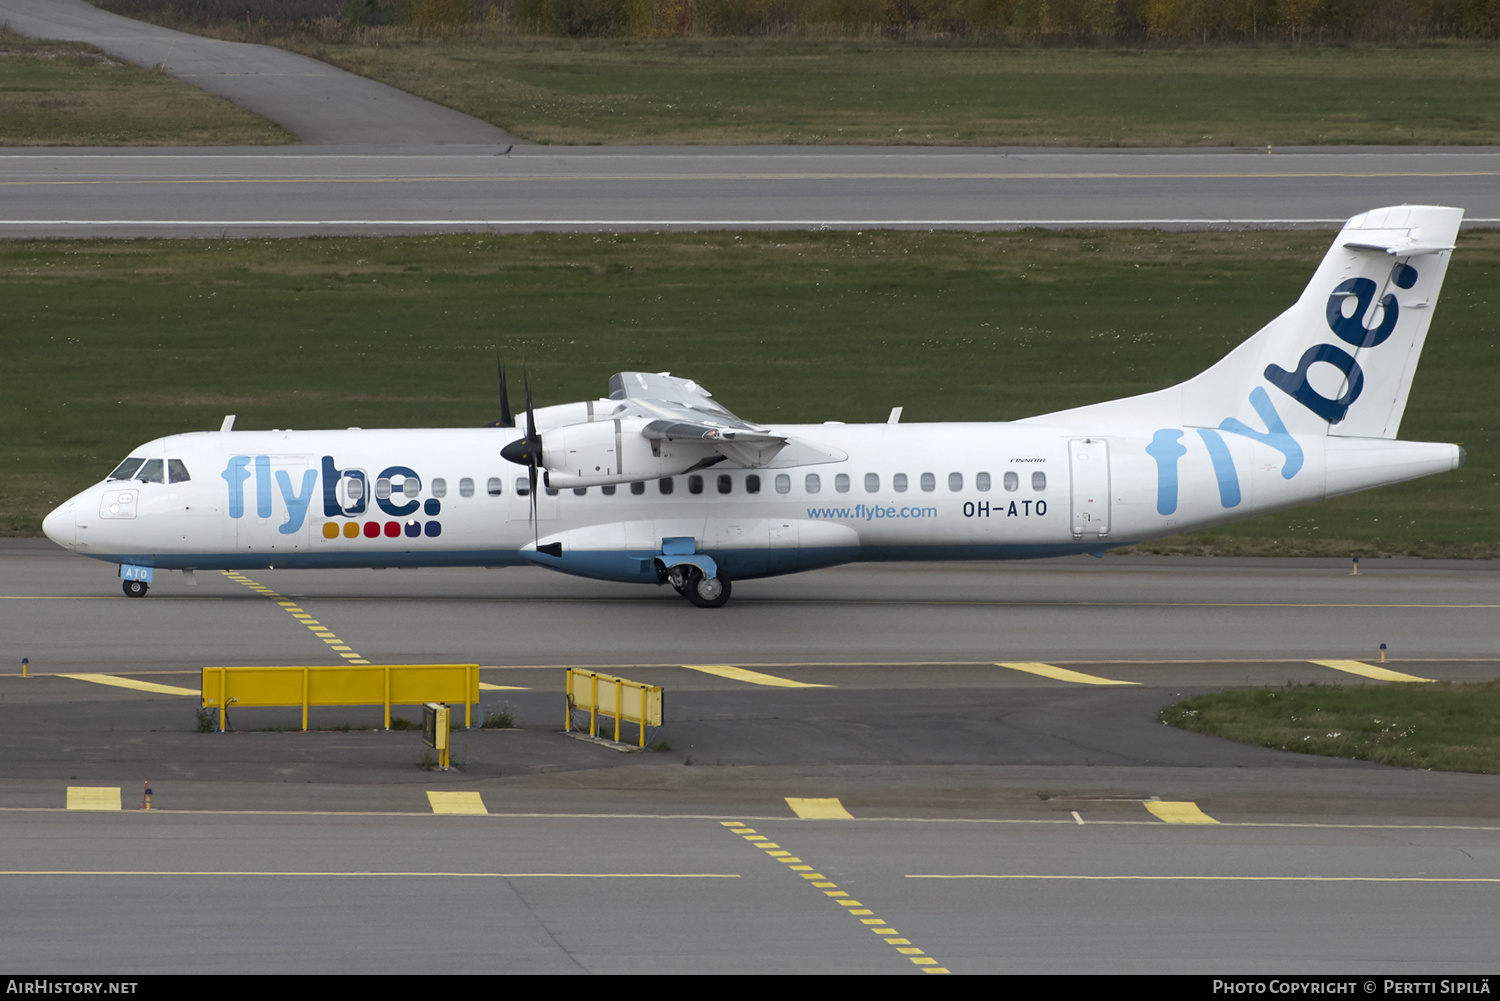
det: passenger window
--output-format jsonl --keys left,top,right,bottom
{"left": 402, "top": 476, "right": 421, "bottom": 499}
{"left": 375, "top": 477, "right": 392, "bottom": 500}
{"left": 630, "top": 481, "right": 646, "bottom": 495}
{"left": 137, "top": 459, "right": 165, "bottom": 484}
{"left": 976, "top": 472, "right": 991, "bottom": 492}
{"left": 545, "top": 486, "right": 558, "bottom": 496}
{"left": 488, "top": 477, "right": 503, "bottom": 496}
{"left": 602, "top": 484, "right": 617, "bottom": 496}
{"left": 1032, "top": 471, "right": 1047, "bottom": 491}
{"left": 459, "top": 477, "right": 474, "bottom": 498}
{"left": 948, "top": 472, "right": 963, "bottom": 492}
{"left": 167, "top": 459, "right": 191, "bottom": 483}
{"left": 805, "top": 474, "right": 821, "bottom": 494}
{"left": 835, "top": 473, "right": 850, "bottom": 493}
{"left": 746, "top": 475, "right": 761, "bottom": 494}
{"left": 893, "top": 473, "right": 908, "bottom": 493}
{"left": 865, "top": 473, "right": 879, "bottom": 492}
{"left": 688, "top": 475, "right": 704, "bottom": 495}
{"left": 775, "top": 474, "right": 791, "bottom": 494}
{"left": 659, "top": 478, "right": 674, "bottom": 495}
{"left": 920, "top": 472, "right": 935, "bottom": 492}
{"left": 515, "top": 476, "right": 530, "bottom": 497}
{"left": 1004, "top": 471, "right": 1019, "bottom": 492}
{"left": 717, "top": 475, "right": 732, "bottom": 495}
{"left": 573, "top": 487, "right": 587, "bottom": 496}
{"left": 432, "top": 477, "right": 447, "bottom": 498}
{"left": 108, "top": 458, "right": 145, "bottom": 481}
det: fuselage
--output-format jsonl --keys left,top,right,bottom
{"left": 42, "top": 419, "right": 1461, "bottom": 585}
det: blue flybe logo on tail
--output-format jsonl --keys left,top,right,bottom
{"left": 1265, "top": 263, "right": 1417, "bottom": 425}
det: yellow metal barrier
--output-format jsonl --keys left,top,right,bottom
{"left": 201, "top": 664, "right": 480, "bottom": 732}
{"left": 565, "top": 669, "right": 663, "bottom": 748}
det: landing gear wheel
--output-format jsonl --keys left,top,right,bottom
{"left": 682, "top": 567, "right": 731, "bottom": 609}
{"left": 122, "top": 579, "right": 149, "bottom": 598}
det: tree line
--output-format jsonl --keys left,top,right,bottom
{"left": 96, "top": 0, "right": 1500, "bottom": 40}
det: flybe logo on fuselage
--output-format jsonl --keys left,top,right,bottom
{"left": 220, "top": 455, "right": 437, "bottom": 535}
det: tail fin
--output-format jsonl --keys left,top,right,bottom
{"left": 1025, "top": 205, "right": 1462, "bottom": 439}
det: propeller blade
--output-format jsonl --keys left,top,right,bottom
{"left": 496, "top": 359, "right": 514, "bottom": 429}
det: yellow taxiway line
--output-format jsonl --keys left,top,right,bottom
{"left": 59, "top": 674, "right": 199, "bottom": 697}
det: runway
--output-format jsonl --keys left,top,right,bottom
{"left": 4, "top": 145, "right": 1500, "bottom": 238}
{"left": 3, "top": 542, "right": 1500, "bottom": 973}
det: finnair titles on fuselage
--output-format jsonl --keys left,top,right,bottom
{"left": 43, "top": 206, "right": 1466, "bottom": 607}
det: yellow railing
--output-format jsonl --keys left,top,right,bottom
{"left": 201, "top": 664, "right": 480, "bottom": 732}
{"left": 565, "top": 669, "right": 663, "bottom": 748}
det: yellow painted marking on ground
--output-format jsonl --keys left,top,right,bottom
{"left": 1145, "top": 801, "right": 1219, "bottom": 824}
{"left": 681, "top": 664, "right": 830, "bottom": 688}
{"left": 222, "top": 572, "right": 370, "bottom": 663}
{"left": 997, "top": 662, "right": 1137, "bottom": 686}
{"left": 724, "top": 824, "right": 948, "bottom": 974}
{"left": 479, "top": 682, "right": 530, "bottom": 691}
{"left": 786, "top": 797, "right": 854, "bottom": 819}
{"left": 1311, "top": 659, "right": 1434, "bottom": 683}
{"left": 59, "top": 673, "right": 199, "bottom": 697}
{"left": 425, "top": 792, "right": 488, "bottom": 815}
{"left": 66, "top": 787, "right": 121, "bottom": 811}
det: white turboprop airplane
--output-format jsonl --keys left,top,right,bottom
{"left": 43, "top": 205, "right": 1466, "bottom": 608}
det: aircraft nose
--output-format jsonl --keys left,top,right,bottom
{"left": 42, "top": 499, "right": 77, "bottom": 548}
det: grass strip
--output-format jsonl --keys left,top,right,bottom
{"left": 5, "top": 228, "right": 1497, "bottom": 554}
{"left": 0, "top": 29, "right": 292, "bottom": 146}
{"left": 1161, "top": 682, "right": 1500, "bottom": 774}
{"left": 278, "top": 37, "right": 1500, "bottom": 147}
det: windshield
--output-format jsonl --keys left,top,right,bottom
{"left": 107, "top": 457, "right": 145, "bottom": 481}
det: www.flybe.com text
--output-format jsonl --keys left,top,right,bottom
{"left": 806, "top": 504, "right": 940, "bottom": 521}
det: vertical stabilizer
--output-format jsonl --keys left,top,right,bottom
{"left": 1025, "top": 206, "right": 1462, "bottom": 439}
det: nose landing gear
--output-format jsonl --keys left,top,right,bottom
{"left": 122, "top": 579, "right": 149, "bottom": 598}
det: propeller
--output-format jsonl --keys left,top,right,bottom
{"left": 483, "top": 358, "right": 516, "bottom": 428}
{"left": 499, "top": 370, "right": 542, "bottom": 541}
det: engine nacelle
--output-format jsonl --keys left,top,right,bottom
{"left": 542, "top": 419, "right": 707, "bottom": 488}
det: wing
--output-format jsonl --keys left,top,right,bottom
{"left": 535, "top": 372, "right": 843, "bottom": 488}
{"left": 607, "top": 372, "right": 787, "bottom": 467}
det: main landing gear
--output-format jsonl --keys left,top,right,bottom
{"left": 667, "top": 565, "right": 731, "bottom": 609}
{"left": 122, "top": 579, "right": 149, "bottom": 598}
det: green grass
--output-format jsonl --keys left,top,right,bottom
{"left": 1162, "top": 682, "right": 1500, "bottom": 774}
{"left": 0, "top": 30, "right": 293, "bottom": 146}
{"left": 5, "top": 228, "right": 1498, "bottom": 553}
{"left": 283, "top": 37, "right": 1500, "bottom": 146}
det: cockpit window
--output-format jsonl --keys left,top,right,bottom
{"left": 108, "top": 458, "right": 145, "bottom": 480}
{"left": 136, "top": 459, "right": 165, "bottom": 484}
{"left": 167, "top": 459, "right": 191, "bottom": 483}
